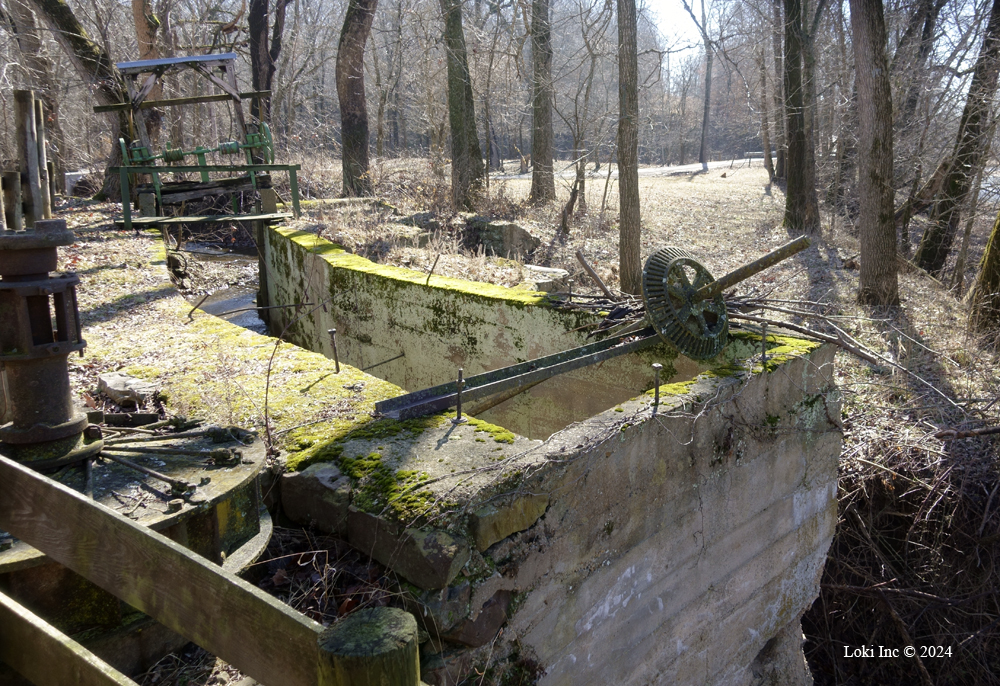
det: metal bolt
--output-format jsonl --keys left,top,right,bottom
{"left": 167, "top": 499, "right": 183, "bottom": 513}
{"left": 328, "top": 328, "right": 340, "bottom": 373}
{"left": 453, "top": 368, "right": 467, "bottom": 424}
{"left": 83, "top": 424, "right": 102, "bottom": 440}
{"left": 652, "top": 363, "right": 663, "bottom": 414}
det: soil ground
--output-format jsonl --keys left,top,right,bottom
{"left": 38, "top": 160, "right": 1000, "bottom": 684}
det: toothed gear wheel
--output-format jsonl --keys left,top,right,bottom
{"left": 642, "top": 247, "right": 728, "bottom": 360}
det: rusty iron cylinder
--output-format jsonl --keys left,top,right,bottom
{"left": 0, "top": 219, "right": 98, "bottom": 467}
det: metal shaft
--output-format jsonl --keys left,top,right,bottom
{"left": 694, "top": 236, "right": 811, "bottom": 302}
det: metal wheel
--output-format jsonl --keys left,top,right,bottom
{"left": 642, "top": 246, "right": 728, "bottom": 360}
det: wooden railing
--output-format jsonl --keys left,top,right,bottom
{"left": 0, "top": 455, "right": 423, "bottom": 686}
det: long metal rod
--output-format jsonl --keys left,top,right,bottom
{"left": 376, "top": 328, "right": 659, "bottom": 420}
{"left": 694, "top": 236, "right": 811, "bottom": 302}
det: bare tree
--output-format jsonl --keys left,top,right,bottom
{"left": 618, "top": 0, "right": 641, "bottom": 294}
{"left": 529, "top": 0, "right": 555, "bottom": 201}
{"left": 248, "top": 0, "right": 290, "bottom": 125}
{"left": 440, "top": 0, "right": 485, "bottom": 209}
{"left": 914, "top": 0, "right": 1000, "bottom": 276}
{"left": 337, "top": 0, "right": 378, "bottom": 196}
{"left": 851, "top": 0, "right": 898, "bottom": 305}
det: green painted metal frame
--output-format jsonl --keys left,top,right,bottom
{"left": 115, "top": 163, "right": 301, "bottom": 231}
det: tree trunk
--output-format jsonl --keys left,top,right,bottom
{"left": 26, "top": 0, "right": 129, "bottom": 200}
{"left": 131, "top": 0, "right": 161, "bottom": 143}
{"left": 529, "top": 0, "right": 555, "bottom": 201}
{"left": 801, "top": 5, "right": 821, "bottom": 231}
{"left": 440, "top": 0, "right": 485, "bottom": 210}
{"left": 337, "top": 0, "right": 377, "bottom": 196}
{"left": 759, "top": 47, "right": 775, "bottom": 181}
{"left": 783, "top": 0, "right": 809, "bottom": 232}
{"left": 772, "top": 0, "right": 786, "bottom": 179}
{"left": 969, "top": 207, "right": 1000, "bottom": 332}
{"left": 698, "top": 42, "right": 713, "bottom": 170}
{"left": 915, "top": 0, "right": 1000, "bottom": 275}
{"left": 617, "top": 0, "right": 641, "bottom": 295}
{"left": 851, "top": 0, "right": 898, "bottom": 306}
{"left": 248, "top": 0, "right": 289, "bottom": 126}
{"left": 8, "top": 0, "right": 67, "bottom": 187}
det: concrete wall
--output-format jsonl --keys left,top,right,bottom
{"left": 262, "top": 227, "right": 703, "bottom": 439}
{"left": 502, "top": 344, "right": 840, "bottom": 685}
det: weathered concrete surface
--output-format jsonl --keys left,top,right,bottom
{"left": 500, "top": 343, "right": 840, "bottom": 685}
{"left": 262, "top": 227, "right": 705, "bottom": 440}
{"left": 281, "top": 464, "right": 352, "bottom": 535}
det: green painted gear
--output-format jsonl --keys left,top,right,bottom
{"left": 642, "top": 246, "right": 728, "bottom": 360}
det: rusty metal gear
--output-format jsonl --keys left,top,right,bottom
{"left": 642, "top": 247, "right": 728, "bottom": 360}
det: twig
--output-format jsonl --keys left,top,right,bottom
{"left": 878, "top": 591, "right": 935, "bottom": 686}
{"left": 426, "top": 253, "right": 441, "bottom": 285}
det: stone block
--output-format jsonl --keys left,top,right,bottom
{"left": 467, "top": 217, "right": 541, "bottom": 257}
{"left": 348, "top": 508, "right": 470, "bottom": 590}
{"left": 407, "top": 579, "right": 471, "bottom": 635}
{"left": 520, "top": 265, "right": 569, "bottom": 292}
{"left": 385, "top": 222, "right": 431, "bottom": 248}
{"left": 280, "top": 464, "right": 352, "bottom": 536}
{"left": 470, "top": 494, "right": 549, "bottom": 551}
{"left": 421, "top": 647, "right": 476, "bottom": 686}
{"left": 97, "top": 372, "right": 158, "bottom": 408}
{"left": 441, "top": 590, "right": 512, "bottom": 647}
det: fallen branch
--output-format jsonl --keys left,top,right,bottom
{"left": 934, "top": 426, "right": 1000, "bottom": 440}
{"left": 575, "top": 250, "right": 615, "bottom": 299}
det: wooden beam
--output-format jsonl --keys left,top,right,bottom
{"left": 188, "top": 63, "right": 241, "bottom": 101}
{"left": 0, "top": 456, "right": 323, "bottom": 686}
{"left": 0, "top": 590, "right": 137, "bottom": 686}
{"left": 93, "top": 92, "right": 271, "bottom": 113}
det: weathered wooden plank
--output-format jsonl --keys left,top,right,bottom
{"left": 0, "top": 590, "right": 137, "bottom": 686}
{"left": 0, "top": 456, "right": 322, "bottom": 686}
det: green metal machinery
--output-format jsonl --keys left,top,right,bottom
{"left": 99, "top": 53, "right": 300, "bottom": 232}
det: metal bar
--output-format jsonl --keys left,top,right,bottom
{"left": 116, "top": 53, "right": 238, "bottom": 73}
{"left": 376, "top": 328, "right": 659, "bottom": 420}
{"left": 119, "top": 166, "right": 131, "bottom": 232}
{"left": 694, "top": 236, "right": 811, "bottom": 302}
{"left": 111, "top": 165, "right": 301, "bottom": 173}
{"left": 289, "top": 168, "right": 301, "bottom": 217}
{"left": 100, "top": 451, "right": 195, "bottom": 493}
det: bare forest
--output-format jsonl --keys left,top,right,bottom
{"left": 3, "top": 0, "right": 1000, "bottom": 681}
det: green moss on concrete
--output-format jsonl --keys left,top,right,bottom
{"left": 463, "top": 415, "right": 516, "bottom": 444}
{"left": 274, "top": 227, "right": 551, "bottom": 308}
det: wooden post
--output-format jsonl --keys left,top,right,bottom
{"left": 317, "top": 607, "right": 420, "bottom": 686}
{"left": 138, "top": 193, "right": 156, "bottom": 218}
{"left": 14, "top": 90, "right": 43, "bottom": 227}
{"left": 34, "top": 98, "right": 52, "bottom": 219}
{"left": 47, "top": 160, "right": 56, "bottom": 203}
{"left": 3, "top": 171, "right": 24, "bottom": 232}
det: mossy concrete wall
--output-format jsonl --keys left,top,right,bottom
{"left": 262, "top": 227, "right": 703, "bottom": 439}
